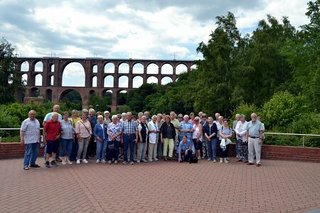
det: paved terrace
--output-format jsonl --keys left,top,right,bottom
{"left": 0, "top": 158, "right": 319, "bottom": 213}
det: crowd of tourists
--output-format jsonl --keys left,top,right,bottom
{"left": 20, "top": 105, "right": 265, "bottom": 170}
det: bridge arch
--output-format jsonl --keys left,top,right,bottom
{"left": 62, "top": 62, "right": 86, "bottom": 87}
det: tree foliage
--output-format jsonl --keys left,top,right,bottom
{"left": 0, "top": 38, "right": 24, "bottom": 104}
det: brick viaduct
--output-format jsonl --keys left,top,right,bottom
{"left": 16, "top": 57, "right": 196, "bottom": 111}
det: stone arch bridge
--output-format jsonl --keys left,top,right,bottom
{"left": 17, "top": 57, "right": 196, "bottom": 111}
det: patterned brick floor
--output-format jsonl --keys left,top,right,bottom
{"left": 0, "top": 158, "right": 319, "bottom": 213}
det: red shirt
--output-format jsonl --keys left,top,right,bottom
{"left": 44, "top": 120, "right": 61, "bottom": 141}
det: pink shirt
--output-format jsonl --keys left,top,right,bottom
{"left": 75, "top": 120, "right": 92, "bottom": 138}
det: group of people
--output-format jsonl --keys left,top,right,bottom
{"left": 20, "top": 105, "right": 265, "bottom": 170}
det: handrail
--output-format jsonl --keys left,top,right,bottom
{"left": 265, "top": 132, "right": 320, "bottom": 137}
{"left": 0, "top": 128, "right": 319, "bottom": 136}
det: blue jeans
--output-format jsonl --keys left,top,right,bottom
{"left": 107, "top": 140, "right": 120, "bottom": 161}
{"left": 60, "top": 138, "right": 73, "bottom": 159}
{"left": 236, "top": 139, "right": 242, "bottom": 158}
{"left": 207, "top": 138, "right": 217, "bottom": 160}
{"left": 96, "top": 139, "right": 107, "bottom": 161}
{"left": 123, "top": 134, "right": 135, "bottom": 162}
{"left": 24, "top": 143, "right": 39, "bottom": 167}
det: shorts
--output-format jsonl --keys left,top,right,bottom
{"left": 193, "top": 139, "right": 202, "bottom": 150}
{"left": 46, "top": 140, "right": 60, "bottom": 154}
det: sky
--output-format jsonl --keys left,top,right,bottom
{"left": 0, "top": 0, "right": 311, "bottom": 87}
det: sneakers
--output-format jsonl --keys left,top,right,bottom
{"left": 61, "top": 160, "right": 66, "bottom": 165}
{"left": 224, "top": 158, "right": 229, "bottom": 164}
{"left": 219, "top": 158, "right": 223, "bottom": 163}
{"left": 148, "top": 159, "right": 153, "bottom": 162}
{"left": 108, "top": 160, "right": 112, "bottom": 164}
{"left": 66, "top": 159, "right": 73, "bottom": 165}
{"left": 154, "top": 158, "right": 159, "bottom": 161}
{"left": 114, "top": 160, "right": 118, "bottom": 164}
{"left": 130, "top": 161, "right": 134, "bottom": 165}
{"left": 122, "top": 161, "right": 128, "bottom": 165}
{"left": 142, "top": 159, "right": 148, "bottom": 163}
{"left": 83, "top": 159, "right": 88, "bottom": 164}
{"left": 23, "top": 166, "right": 29, "bottom": 170}
{"left": 213, "top": 159, "right": 217, "bottom": 163}
{"left": 136, "top": 160, "right": 141, "bottom": 163}
{"left": 45, "top": 161, "right": 51, "bottom": 168}
{"left": 30, "top": 164, "right": 40, "bottom": 168}
{"left": 96, "top": 160, "right": 100, "bottom": 164}
{"left": 56, "top": 158, "right": 62, "bottom": 163}
{"left": 76, "top": 159, "right": 81, "bottom": 164}
{"left": 101, "top": 160, "right": 106, "bottom": 164}
{"left": 51, "top": 160, "right": 58, "bottom": 167}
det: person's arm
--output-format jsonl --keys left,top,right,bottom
{"left": 197, "top": 125, "right": 202, "bottom": 140}
{"left": 20, "top": 122, "right": 26, "bottom": 145}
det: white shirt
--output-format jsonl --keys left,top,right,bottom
{"left": 148, "top": 121, "right": 158, "bottom": 144}
{"left": 235, "top": 121, "right": 248, "bottom": 140}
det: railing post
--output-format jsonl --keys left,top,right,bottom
{"left": 302, "top": 136, "right": 305, "bottom": 147}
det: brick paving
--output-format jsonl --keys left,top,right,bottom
{"left": 0, "top": 158, "right": 319, "bottom": 213}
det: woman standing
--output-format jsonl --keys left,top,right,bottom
{"left": 107, "top": 115, "right": 122, "bottom": 164}
{"left": 137, "top": 116, "right": 148, "bottom": 163}
{"left": 75, "top": 110, "right": 92, "bottom": 164}
{"left": 219, "top": 119, "right": 233, "bottom": 163}
{"left": 192, "top": 117, "right": 203, "bottom": 160}
{"left": 160, "top": 115, "right": 176, "bottom": 161}
{"left": 148, "top": 115, "right": 159, "bottom": 162}
{"left": 60, "top": 112, "right": 74, "bottom": 165}
{"left": 94, "top": 115, "right": 107, "bottom": 164}
{"left": 203, "top": 117, "right": 218, "bottom": 162}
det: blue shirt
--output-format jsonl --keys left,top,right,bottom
{"left": 179, "top": 121, "right": 193, "bottom": 140}
{"left": 43, "top": 112, "right": 62, "bottom": 122}
{"left": 177, "top": 140, "right": 194, "bottom": 154}
{"left": 247, "top": 120, "right": 262, "bottom": 137}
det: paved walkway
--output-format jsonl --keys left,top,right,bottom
{"left": 0, "top": 158, "right": 319, "bottom": 213}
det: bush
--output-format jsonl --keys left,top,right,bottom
{"left": 232, "top": 102, "right": 261, "bottom": 120}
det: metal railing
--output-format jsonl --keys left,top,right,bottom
{"left": 0, "top": 128, "right": 319, "bottom": 147}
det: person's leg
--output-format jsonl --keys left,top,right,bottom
{"left": 148, "top": 143, "right": 154, "bottom": 161}
{"left": 23, "top": 144, "right": 32, "bottom": 168}
{"left": 30, "top": 143, "right": 39, "bottom": 166}
{"left": 137, "top": 143, "right": 143, "bottom": 161}
{"left": 77, "top": 138, "right": 84, "bottom": 160}
{"left": 129, "top": 136, "right": 135, "bottom": 162}
{"left": 102, "top": 140, "right": 107, "bottom": 161}
{"left": 96, "top": 141, "right": 102, "bottom": 161}
{"left": 71, "top": 137, "right": 78, "bottom": 161}
{"left": 114, "top": 141, "right": 120, "bottom": 161}
{"left": 207, "top": 140, "right": 212, "bottom": 160}
{"left": 153, "top": 143, "right": 158, "bottom": 160}
{"left": 168, "top": 139, "right": 174, "bottom": 158}
{"left": 66, "top": 139, "right": 73, "bottom": 161}
{"left": 254, "top": 139, "right": 262, "bottom": 165}
{"left": 241, "top": 142, "right": 248, "bottom": 162}
{"left": 142, "top": 142, "right": 147, "bottom": 160}
{"left": 163, "top": 138, "right": 169, "bottom": 158}
{"left": 212, "top": 139, "right": 217, "bottom": 161}
{"left": 248, "top": 138, "right": 254, "bottom": 164}
{"left": 123, "top": 135, "right": 129, "bottom": 162}
{"left": 82, "top": 138, "right": 90, "bottom": 160}
{"left": 157, "top": 141, "right": 163, "bottom": 159}
{"left": 60, "top": 138, "right": 67, "bottom": 159}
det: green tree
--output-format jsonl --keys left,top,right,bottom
{"left": 0, "top": 38, "right": 24, "bottom": 104}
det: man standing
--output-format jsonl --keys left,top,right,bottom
{"left": 170, "top": 111, "right": 180, "bottom": 148}
{"left": 122, "top": 112, "right": 138, "bottom": 165}
{"left": 87, "top": 108, "right": 97, "bottom": 158}
{"left": 20, "top": 110, "right": 41, "bottom": 170}
{"left": 247, "top": 113, "right": 264, "bottom": 167}
{"left": 44, "top": 113, "right": 61, "bottom": 168}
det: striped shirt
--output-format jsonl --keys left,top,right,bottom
{"left": 20, "top": 118, "right": 40, "bottom": 144}
{"left": 122, "top": 120, "right": 138, "bottom": 134}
